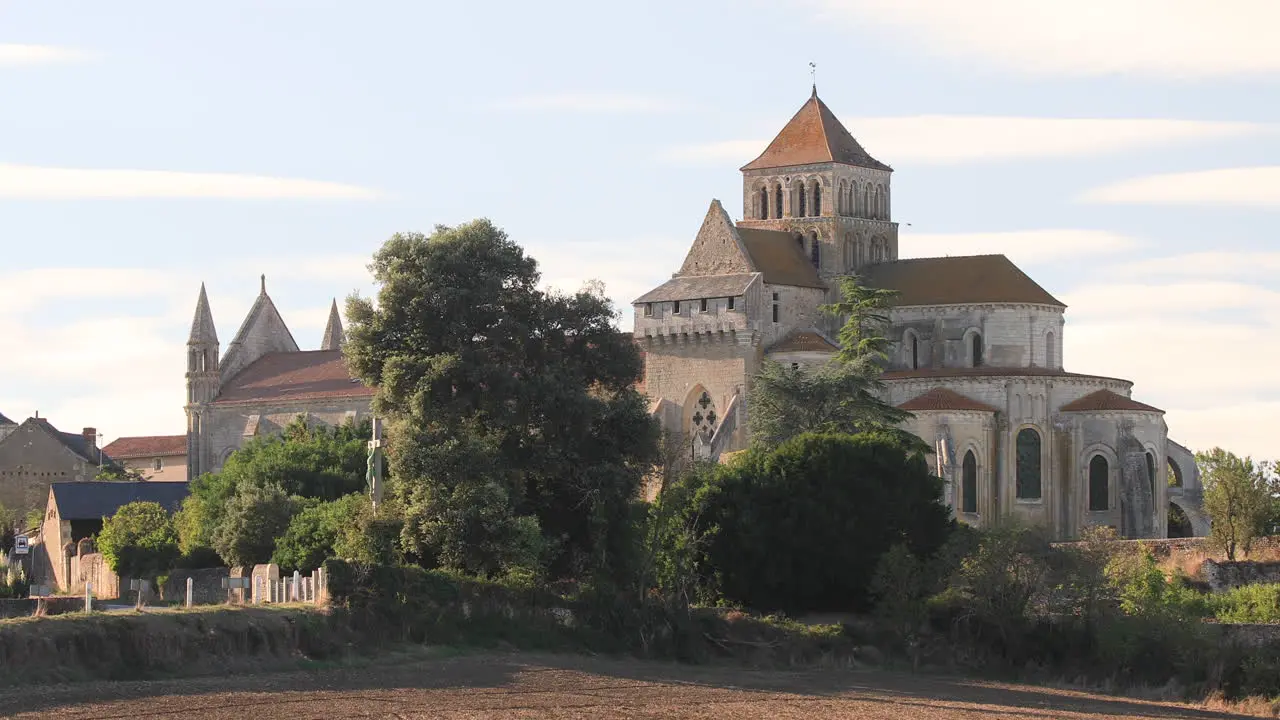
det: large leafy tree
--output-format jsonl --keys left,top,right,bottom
{"left": 1199, "top": 447, "right": 1271, "bottom": 561}
{"left": 98, "top": 501, "right": 180, "bottom": 586}
{"left": 175, "top": 417, "right": 375, "bottom": 567}
{"left": 344, "top": 220, "right": 658, "bottom": 581}
{"left": 670, "top": 432, "right": 953, "bottom": 614}
{"left": 211, "top": 484, "right": 296, "bottom": 569}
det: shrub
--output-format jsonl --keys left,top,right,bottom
{"left": 97, "top": 502, "right": 180, "bottom": 586}
{"left": 670, "top": 432, "right": 953, "bottom": 614}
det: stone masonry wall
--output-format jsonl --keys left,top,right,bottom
{"left": 0, "top": 424, "right": 98, "bottom": 515}
{"left": 202, "top": 396, "right": 372, "bottom": 474}
{"left": 888, "top": 304, "right": 1065, "bottom": 372}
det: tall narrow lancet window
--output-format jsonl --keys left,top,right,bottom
{"left": 759, "top": 187, "right": 769, "bottom": 219}
{"left": 1046, "top": 331, "right": 1056, "bottom": 368}
{"left": 774, "top": 183, "right": 783, "bottom": 219}
{"left": 1015, "top": 428, "right": 1042, "bottom": 500}
{"left": 797, "top": 185, "right": 806, "bottom": 217}
{"left": 971, "top": 332, "right": 984, "bottom": 367}
{"left": 962, "top": 451, "right": 978, "bottom": 513}
{"left": 838, "top": 180, "right": 847, "bottom": 215}
{"left": 811, "top": 181, "right": 822, "bottom": 216}
{"left": 862, "top": 185, "right": 870, "bottom": 218}
{"left": 910, "top": 334, "right": 919, "bottom": 370}
{"left": 809, "top": 232, "right": 820, "bottom": 268}
{"left": 1089, "top": 455, "right": 1109, "bottom": 511}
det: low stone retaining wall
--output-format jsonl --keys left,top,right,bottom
{"left": 0, "top": 597, "right": 84, "bottom": 619}
{"left": 1202, "top": 560, "right": 1280, "bottom": 592}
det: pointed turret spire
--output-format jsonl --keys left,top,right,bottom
{"left": 260, "top": 274, "right": 267, "bottom": 295}
{"left": 189, "top": 283, "right": 218, "bottom": 345}
{"left": 320, "top": 299, "right": 345, "bottom": 351}
{"left": 740, "top": 91, "right": 890, "bottom": 172}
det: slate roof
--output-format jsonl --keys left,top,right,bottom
{"left": 22, "top": 418, "right": 115, "bottom": 466}
{"left": 1059, "top": 390, "right": 1163, "bottom": 413}
{"left": 101, "top": 435, "right": 187, "bottom": 459}
{"left": 898, "top": 387, "right": 1000, "bottom": 413}
{"left": 50, "top": 481, "right": 190, "bottom": 521}
{"left": 737, "top": 228, "right": 826, "bottom": 289}
{"left": 862, "top": 255, "right": 1064, "bottom": 308}
{"left": 741, "top": 90, "right": 891, "bottom": 172}
{"left": 769, "top": 330, "right": 839, "bottom": 353}
{"left": 634, "top": 274, "right": 756, "bottom": 304}
{"left": 0, "top": 410, "right": 12, "bottom": 425}
{"left": 213, "top": 350, "right": 375, "bottom": 405}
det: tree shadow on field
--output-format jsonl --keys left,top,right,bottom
{"left": 0, "top": 651, "right": 1261, "bottom": 719}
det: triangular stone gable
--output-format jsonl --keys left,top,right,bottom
{"left": 676, "top": 200, "right": 757, "bottom": 278}
{"left": 218, "top": 278, "right": 301, "bottom": 385}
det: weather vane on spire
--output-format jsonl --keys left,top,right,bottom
{"left": 809, "top": 62, "right": 817, "bottom": 94}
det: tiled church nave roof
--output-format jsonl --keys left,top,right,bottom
{"left": 213, "top": 350, "right": 374, "bottom": 405}
{"left": 741, "top": 90, "right": 891, "bottom": 172}
{"left": 862, "top": 255, "right": 1064, "bottom": 308}
{"left": 736, "top": 228, "right": 826, "bottom": 289}
{"left": 634, "top": 274, "right": 756, "bottom": 304}
{"left": 898, "top": 387, "right": 1000, "bottom": 413}
{"left": 1059, "top": 389, "right": 1163, "bottom": 413}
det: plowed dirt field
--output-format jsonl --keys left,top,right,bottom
{"left": 0, "top": 652, "right": 1255, "bottom": 719}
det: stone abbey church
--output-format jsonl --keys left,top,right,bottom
{"left": 634, "top": 89, "right": 1208, "bottom": 540}
{"left": 184, "top": 278, "right": 374, "bottom": 480}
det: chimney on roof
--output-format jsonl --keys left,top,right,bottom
{"left": 83, "top": 427, "right": 97, "bottom": 451}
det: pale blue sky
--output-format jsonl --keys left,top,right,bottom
{"left": 1, "top": 0, "right": 1277, "bottom": 458}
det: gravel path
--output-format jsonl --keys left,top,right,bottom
{"left": 0, "top": 652, "right": 1256, "bottom": 719}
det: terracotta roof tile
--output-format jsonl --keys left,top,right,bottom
{"left": 898, "top": 387, "right": 999, "bottom": 413}
{"left": 634, "top": 274, "right": 756, "bottom": 304}
{"left": 214, "top": 350, "right": 375, "bottom": 405}
{"left": 737, "top": 227, "right": 826, "bottom": 289}
{"left": 101, "top": 435, "right": 187, "bottom": 459}
{"left": 741, "top": 91, "right": 890, "bottom": 172}
{"left": 1059, "top": 389, "right": 1162, "bottom": 413}
{"left": 769, "top": 330, "right": 838, "bottom": 353}
{"left": 862, "top": 255, "right": 1064, "bottom": 307}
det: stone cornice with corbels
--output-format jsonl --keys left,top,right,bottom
{"left": 890, "top": 302, "right": 1065, "bottom": 315}
{"left": 636, "top": 328, "right": 760, "bottom": 348}
{"left": 883, "top": 373, "right": 1133, "bottom": 394}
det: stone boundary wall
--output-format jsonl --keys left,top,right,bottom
{"left": 163, "top": 568, "right": 232, "bottom": 605}
{"left": 1202, "top": 560, "right": 1280, "bottom": 592}
{"left": 0, "top": 597, "right": 83, "bottom": 619}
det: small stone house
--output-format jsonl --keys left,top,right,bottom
{"left": 0, "top": 412, "right": 118, "bottom": 515}
{"left": 100, "top": 435, "right": 188, "bottom": 482}
{"left": 31, "top": 480, "right": 190, "bottom": 592}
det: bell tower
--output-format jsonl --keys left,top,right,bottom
{"left": 185, "top": 283, "right": 219, "bottom": 478}
{"left": 736, "top": 87, "right": 899, "bottom": 283}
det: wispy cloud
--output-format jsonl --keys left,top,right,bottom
{"left": 900, "top": 230, "right": 1144, "bottom": 266}
{"left": 0, "top": 44, "right": 88, "bottom": 66}
{"left": 1080, "top": 167, "right": 1280, "bottom": 208}
{"left": 496, "top": 93, "right": 679, "bottom": 114}
{"left": 661, "top": 117, "right": 1265, "bottom": 166}
{"left": 805, "top": 0, "right": 1280, "bottom": 78}
{"left": 1102, "top": 251, "right": 1280, "bottom": 279}
{"left": 0, "top": 165, "right": 380, "bottom": 200}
